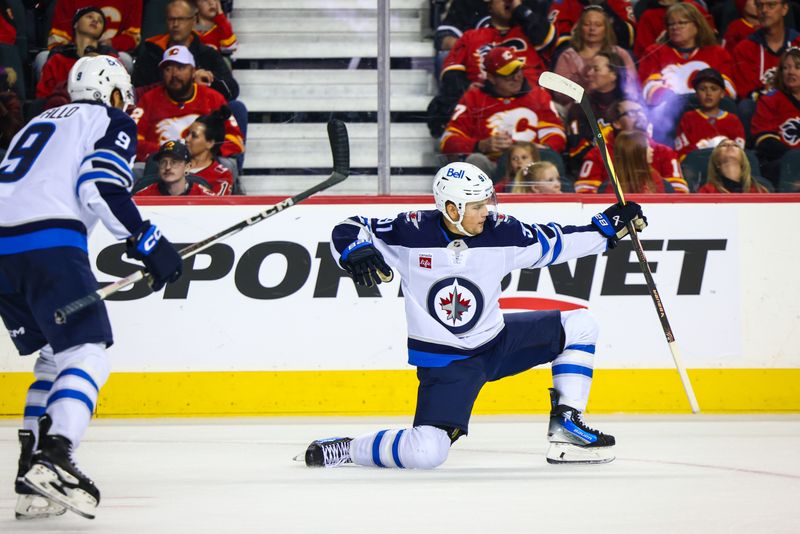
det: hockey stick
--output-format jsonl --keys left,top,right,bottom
{"left": 538, "top": 72, "right": 700, "bottom": 413}
{"left": 54, "top": 120, "right": 351, "bottom": 325}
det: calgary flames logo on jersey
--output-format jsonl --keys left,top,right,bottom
{"left": 779, "top": 117, "right": 800, "bottom": 146}
{"left": 156, "top": 115, "right": 201, "bottom": 146}
{"left": 486, "top": 108, "right": 540, "bottom": 143}
{"left": 661, "top": 60, "right": 712, "bottom": 94}
{"left": 427, "top": 277, "right": 484, "bottom": 335}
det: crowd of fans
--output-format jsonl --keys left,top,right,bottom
{"left": 1, "top": 0, "right": 799, "bottom": 195}
{"left": 432, "top": 0, "right": 800, "bottom": 194}
{"left": 0, "top": 0, "right": 242, "bottom": 196}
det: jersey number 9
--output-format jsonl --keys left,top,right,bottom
{"left": 0, "top": 123, "right": 56, "bottom": 183}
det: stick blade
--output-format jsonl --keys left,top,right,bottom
{"left": 538, "top": 71, "right": 584, "bottom": 103}
{"left": 327, "top": 119, "right": 350, "bottom": 177}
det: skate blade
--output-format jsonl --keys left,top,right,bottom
{"left": 14, "top": 493, "right": 67, "bottom": 520}
{"left": 24, "top": 464, "right": 97, "bottom": 520}
{"left": 546, "top": 442, "right": 615, "bottom": 464}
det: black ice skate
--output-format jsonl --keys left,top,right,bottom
{"left": 14, "top": 429, "right": 66, "bottom": 520}
{"left": 303, "top": 437, "right": 354, "bottom": 467}
{"left": 546, "top": 388, "right": 615, "bottom": 464}
{"left": 23, "top": 432, "right": 100, "bottom": 520}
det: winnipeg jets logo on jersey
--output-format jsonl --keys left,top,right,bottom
{"left": 487, "top": 108, "right": 541, "bottom": 143}
{"left": 427, "top": 277, "right": 484, "bottom": 335}
{"left": 779, "top": 118, "right": 800, "bottom": 146}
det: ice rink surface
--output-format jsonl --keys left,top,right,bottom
{"left": 0, "top": 415, "right": 798, "bottom": 534}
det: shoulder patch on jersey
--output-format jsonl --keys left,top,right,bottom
{"left": 405, "top": 210, "right": 423, "bottom": 229}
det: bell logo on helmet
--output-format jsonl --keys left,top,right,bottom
{"left": 446, "top": 167, "right": 465, "bottom": 179}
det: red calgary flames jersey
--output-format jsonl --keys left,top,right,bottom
{"left": 752, "top": 89, "right": 800, "bottom": 149}
{"left": 49, "top": 0, "right": 142, "bottom": 52}
{"left": 131, "top": 83, "right": 245, "bottom": 162}
{"left": 575, "top": 132, "right": 688, "bottom": 193}
{"left": 187, "top": 161, "right": 234, "bottom": 195}
{"left": 639, "top": 44, "right": 736, "bottom": 105}
{"left": 674, "top": 110, "right": 746, "bottom": 160}
{"left": 441, "top": 25, "right": 552, "bottom": 87}
{"left": 440, "top": 85, "right": 566, "bottom": 159}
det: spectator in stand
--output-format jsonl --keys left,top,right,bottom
{"left": 732, "top": 0, "right": 800, "bottom": 101}
{"left": 48, "top": 0, "right": 141, "bottom": 53}
{"left": 0, "top": 1, "right": 15, "bottom": 47}
{"left": 724, "top": 0, "right": 760, "bottom": 54}
{"left": 575, "top": 99, "right": 689, "bottom": 193}
{"left": 697, "top": 139, "right": 770, "bottom": 193}
{"left": 565, "top": 50, "right": 633, "bottom": 178}
{"left": 634, "top": 0, "right": 716, "bottom": 60}
{"left": 639, "top": 3, "right": 736, "bottom": 107}
{"left": 428, "top": 0, "right": 555, "bottom": 136}
{"left": 136, "top": 140, "right": 214, "bottom": 196}
{"left": 496, "top": 141, "right": 540, "bottom": 191}
{"left": 548, "top": 0, "right": 636, "bottom": 50}
{"left": 185, "top": 107, "right": 235, "bottom": 195}
{"left": 751, "top": 47, "right": 800, "bottom": 185}
{"left": 36, "top": 7, "right": 117, "bottom": 102}
{"left": 132, "top": 0, "right": 238, "bottom": 101}
{"left": 439, "top": 47, "right": 566, "bottom": 179}
{"left": 0, "top": 67, "right": 22, "bottom": 153}
{"left": 599, "top": 130, "right": 673, "bottom": 193}
{"left": 195, "top": 0, "right": 238, "bottom": 55}
{"left": 674, "top": 68, "right": 746, "bottom": 160}
{"left": 510, "top": 160, "right": 563, "bottom": 193}
{"left": 434, "top": 0, "right": 489, "bottom": 51}
{"left": 131, "top": 45, "right": 244, "bottom": 163}
{"left": 553, "top": 6, "right": 637, "bottom": 108}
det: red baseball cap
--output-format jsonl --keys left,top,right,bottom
{"left": 484, "top": 47, "right": 525, "bottom": 76}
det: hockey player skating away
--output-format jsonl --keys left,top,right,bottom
{"left": 303, "top": 162, "right": 646, "bottom": 469}
{"left": 0, "top": 56, "right": 183, "bottom": 519}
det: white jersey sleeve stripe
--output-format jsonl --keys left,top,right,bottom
{"left": 75, "top": 171, "right": 129, "bottom": 194}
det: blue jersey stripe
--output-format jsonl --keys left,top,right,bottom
{"left": 552, "top": 364, "right": 594, "bottom": 378}
{"left": 75, "top": 170, "right": 128, "bottom": 194}
{"left": 565, "top": 344, "right": 596, "bottom": 354}
{"left": 57, "top": 368, "right": 99, "bottom": 392}
{"left": 47, "top": 389, "right": 94, "bottom": 413}
{"left": 23, "top": 406, "right": 46, "bottom": 417}
{"left": 391, "top": 429, "right": 405, "bottom": 468}
{"left": 82, "top": 149, "right": 132, "bottom": 176}
{"left": 546, "top": 224, "right": 563, "bottom": 266}
{"left": 29, "top": 380, "right": 54, "bottom": 391}
{"left": 0, "top": 228, "right": 87, "bottom": 254}
{"left": 372, "top": 430, "right": 388, "bottom": 467}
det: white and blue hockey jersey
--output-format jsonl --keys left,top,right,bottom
{"left": 331, "top": 210, "right": 608, "bottom": 367}
{"left": 0, "top": 101, "right": 143, "bottom": 254}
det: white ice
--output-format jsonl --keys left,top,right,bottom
{"left": 1, "top": 415, "right": 798, "bottom": 533}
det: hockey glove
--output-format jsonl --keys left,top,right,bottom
{"left": 340, "top": 244, "right": 393, "bottom": 287}
{"left": 591, "top": 202, "right": 647, "bottom": 246}
{"left": 126, "top": 221, "right": 183, "bottom": 291}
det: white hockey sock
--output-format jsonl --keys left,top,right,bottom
{"left": 552, "top": 309, "right": 599, "bottom": 412}
{"left": 46, "top": 343, "right": 110, "bottom": 447}
{"left": 350, "top": 425, "right": 451, "bottom": 469}
{"left": 23, "top": 345, "right": 58, "bottom": 446}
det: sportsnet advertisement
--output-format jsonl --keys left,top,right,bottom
{"left": 0, "top": 198, "right": 797, "bottom": 373}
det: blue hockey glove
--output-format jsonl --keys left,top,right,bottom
{"left": 340, "top": 243, "right": 393, "bottom": 287}
{"left": 126, "top": 221, "right": 183, "bottom": 291}
{"left": 591, "top": 202, "right": 647, "bottom": 246}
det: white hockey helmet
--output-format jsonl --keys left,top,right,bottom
{"left": 68, "top": 55, "right": 135, "bottom": 109}
{"left": 433, "top": 161, "right": 497, "bottom": 236}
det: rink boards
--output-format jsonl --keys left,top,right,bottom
{"left": 1, "top": 194, "right": 799, "bottom": 415}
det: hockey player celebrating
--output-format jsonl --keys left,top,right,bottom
{"left": 0, "top": 55, "right": 183, "bottom": 519}
{"left": 302, "top": 162, "right": 646, "bottom": 469}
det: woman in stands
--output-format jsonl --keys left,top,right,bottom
{"left": 638, "top": 3, "right": 736, "bottom": 107}
{"left": 698, "top": 139, "right": 769, "bottom": 193}
{"left": 601, "top": 130, "right": 672, "bottom": 193}
{"left": 751, "top": 47, "right": 800, "bottom": 188}
{"left": 553, "top": 6, "right": 637, "bottom": 107}
{"left": 185, "top": 106, "right": 235, "bottom": 195}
